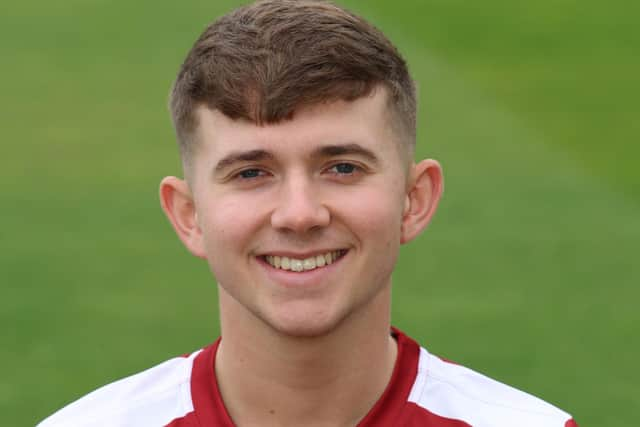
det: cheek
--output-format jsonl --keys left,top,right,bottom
{"left": 198, "top": 196, "right": 265, "bottom": 288}
{"left": 199, "top": 195, "right": 266, "bottom": 252}
{"left": 333, "top": 185, "right": 403, "bottom": 293}
{"left": 335, "top": 184, "right": 405, "bottom": 244}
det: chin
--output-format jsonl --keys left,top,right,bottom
{"left": 265, "top": 308, "right": 348, "bottom": 339}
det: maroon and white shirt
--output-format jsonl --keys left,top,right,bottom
{"left": 38, "top": 329, "right": 577, "bottom": 426}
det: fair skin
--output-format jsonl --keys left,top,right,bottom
{"left": 160, "top": 88, "right": 443, "bottom": 426}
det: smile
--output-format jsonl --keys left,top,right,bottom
{"left": 262, "top": 250, "right": 347, "bottom": 272}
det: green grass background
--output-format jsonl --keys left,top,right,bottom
{"left": 2, "top": 1, "right": 638, "bottom": 425}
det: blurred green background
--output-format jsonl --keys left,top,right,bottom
{"left": 2, "top": 1, "right": 638, "bottom": 425}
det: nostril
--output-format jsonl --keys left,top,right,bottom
{"left": 270, "top": 203, "right": 331, "bottom": 232}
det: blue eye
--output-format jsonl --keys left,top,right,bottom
{"left": 238, "top": 169, "right": 262, "bottom": 179}
{"left": 332, "top": 163, "right": 356, "bottom": 174}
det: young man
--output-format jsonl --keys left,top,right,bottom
{"left": 39, "top": 1, "right": 578, "bottom": 426}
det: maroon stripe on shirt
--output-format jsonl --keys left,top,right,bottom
{"left": 356, "top": 329, "right": 422, "bottom": 426}
{"left": 164, "top": 411, "right": 199, "bottom": 427}
{"left": 402, "top": 402, "right": 472, "bottom": 427}
{"left": 190, "top": 339, "right": 236, "bottom": 426}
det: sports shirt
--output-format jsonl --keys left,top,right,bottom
{"left": 38, "top": 329, "right": 578, "bottom": 426}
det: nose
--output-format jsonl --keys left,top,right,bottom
{"left": 270, "top": 173, "right": 330, "bottom": 233}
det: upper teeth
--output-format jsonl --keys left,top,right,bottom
{"left": 265, "top": 251, "right": 341, "bottom": 272}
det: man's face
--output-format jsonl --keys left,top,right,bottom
{"left": 187, "top": 90, "right": 412, "bottom": 337}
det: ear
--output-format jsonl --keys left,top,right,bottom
{"left": 159, "top": 176, "right": 207, "bottom": 259}
{"left": 401, "top": 159, "right": 444, "bottom": 244}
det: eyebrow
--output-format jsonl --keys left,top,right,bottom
{"left": 313, "top": 143, "right": 380, "bottom": 165}
{"left": 214, "top": 149, "right": 275, "bottom": 174}
{"left": 213, "top": 143, "right": 380, "bottom": 175}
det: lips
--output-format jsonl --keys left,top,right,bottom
{"left": 262, "top": 250, "right": 347, "bottom": 272}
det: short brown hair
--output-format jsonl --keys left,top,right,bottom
{"left": 170, "top": 0, "right": 417, "bottom": 161}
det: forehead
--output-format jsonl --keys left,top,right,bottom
{"left": 192, "top": 89, "right": 404, "bottom": 159}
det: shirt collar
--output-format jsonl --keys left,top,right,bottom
{"left": 189, "top": 327, "right": 420, "bottom": 426}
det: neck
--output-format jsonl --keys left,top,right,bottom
{"left": 215, "top": 286, "right": 397, "bottom": 427}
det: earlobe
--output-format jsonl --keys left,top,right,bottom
{"left": 400, "top": 159, "right": 444, "bottom": 244}
{"left": 159, "top": 177, "right": 207, "bottom": 258}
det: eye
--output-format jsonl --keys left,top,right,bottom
{"left": 237, "top": 168, "right": 265, "bottom": 179}
{"left": 328, "top": 163, "right": 358, "bottom": 175}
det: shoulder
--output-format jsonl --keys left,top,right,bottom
{"left": 37, "top": 350, "right": 204, "bottom": 427}
{"left": 405, "top": 346, "right": 576, "bottom": 427}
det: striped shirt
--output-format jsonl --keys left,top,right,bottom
{"left": 38, "top": 329, "right": 577, "bottom": 426}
